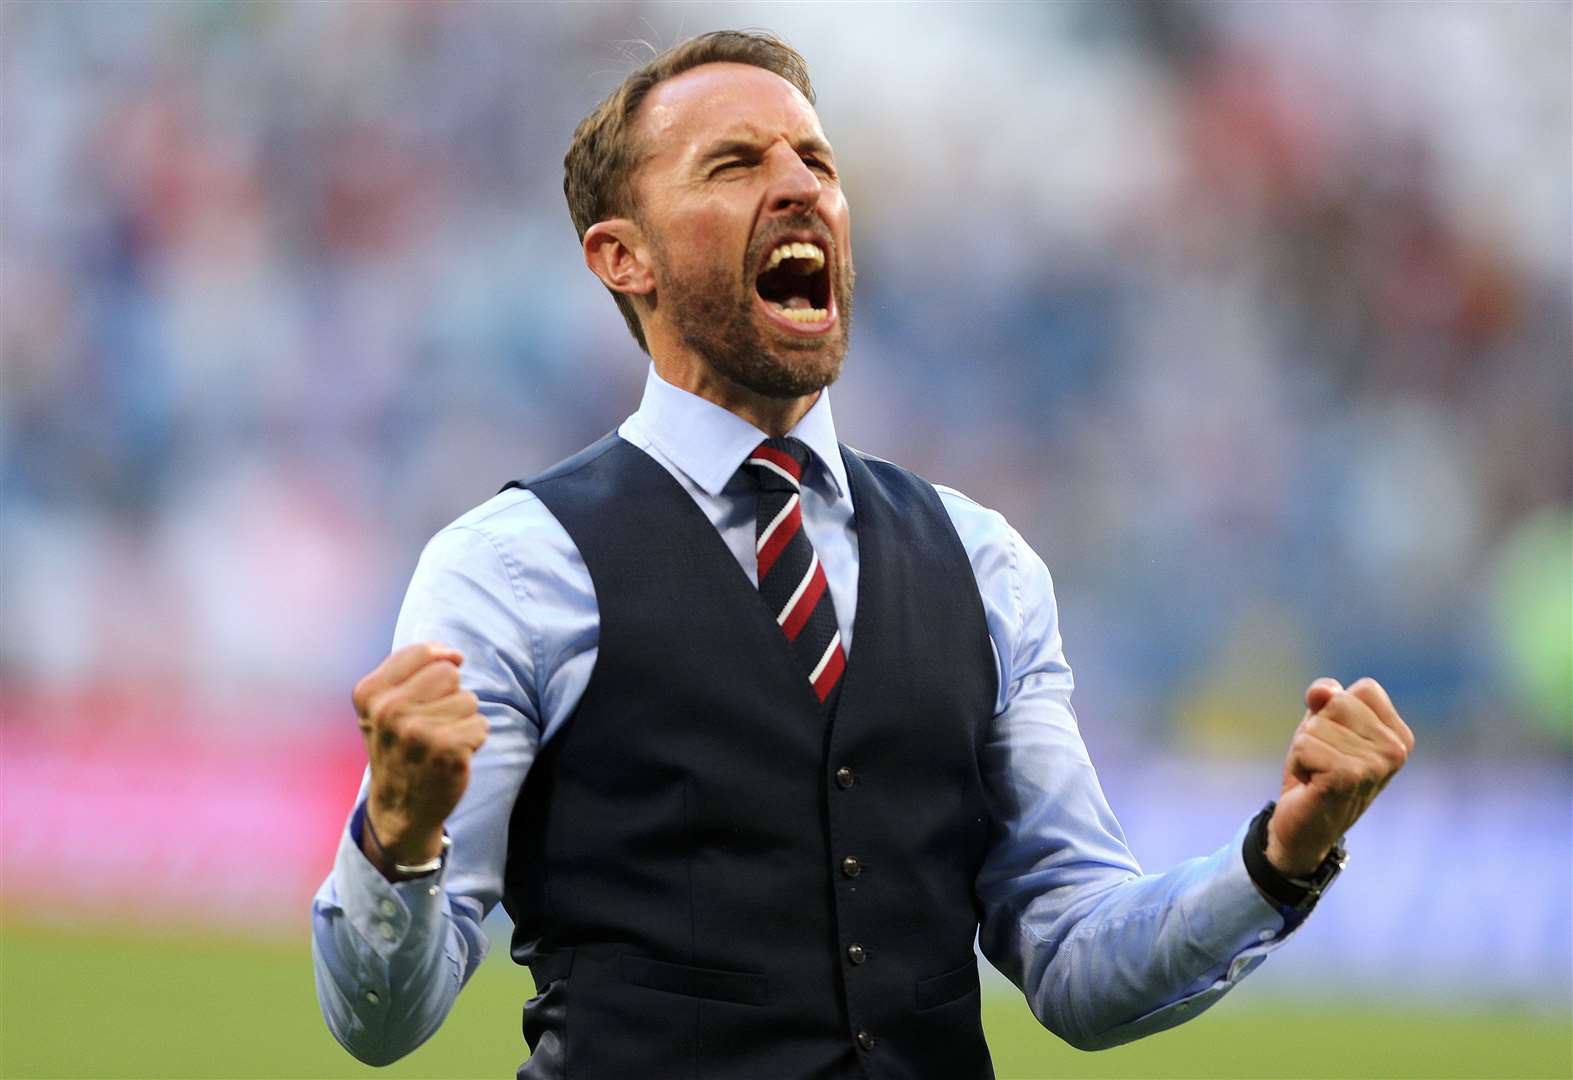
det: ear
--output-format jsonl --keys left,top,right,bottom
{"left": 583, "top": 219, "right": 655, "bottom": 298}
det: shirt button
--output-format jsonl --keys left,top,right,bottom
{"left": 378, "top": 922, "right": 396, "bottom": 941}
{"left": 834, "top": 766, "right": 856, "bottom": 789}
{"left": 841, "top": 855, "right": 862, "bottom": 878}
{"left": 1258, "top": 930, "right": 1275, "bottom": 942}
{"left": 846, "top": 943, "right": 866, "bottom": 965}
{"left": 364, "top": 990, "right": 381, "bottom": 1005}
{"left": 379, "top": 899, "right": 398, "bottom": 918}
{"left": 855, "top": 1029, "right": 875, "bottom": 1051}
{"left": 428, "top": 885, "right": 440, "bottom": 897}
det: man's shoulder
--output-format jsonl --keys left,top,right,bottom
{"left": 844, "top": 446, "right": 1014, "bottom": 547}
{"left": 503, "top": 430, "right": 628, "bottom": 491}
{"left": 445, "top": 485, "right": 543, "bottom": 535}
{"left": 929, "top": 480, "right": 1001, "bottom": 521}
{"left": 930, "top": 482, "right": 1018, "bottom": 567}
{"left": 421, "top": 485, "right": 563, "bottom": 567}
{"left": 440, "top": 429, "right": 631, "bottom": 542}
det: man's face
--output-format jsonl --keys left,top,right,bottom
{"left": 628, "top": 62, "right": 854, "bottom": 399}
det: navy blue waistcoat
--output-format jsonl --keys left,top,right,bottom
{"left": 500, "top": 435, "right": 998, "bottom": 1079}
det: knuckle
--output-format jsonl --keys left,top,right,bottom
{"left": 366, "top": 688, "right": 399, "bottom": 727}
{"left": 380, "top": 713, "right": 412, "bottom": 746}
{"left": 429, "top": 743, "right": 469, "bottom": 773}
{"left": 403, "top": 713, "right": 438, "bottom": 742}
{"left": 1325, "top": 697, "right": 1358, "bottom": 724}
{"left": 351, "top": 675, "right": 377, "bottom": 716}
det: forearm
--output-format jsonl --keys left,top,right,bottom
{"left": 982, "top": 821, "right": 1284, "bottom": 1051}
{"left": 311, "top": 805, "right": 490, "bottom": 1066}
{"left": 310, "top": 518, "right": 552, "bottom": 1063}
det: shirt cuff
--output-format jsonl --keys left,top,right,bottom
{"left": 330, "top": 801, "right": 452, "bottom": 961}
{"left": 1177, "top": 816, "right": 1294, "bottom": 955}
{"left": 1084, "top": 818, "right": 1302, "bottom": 1049}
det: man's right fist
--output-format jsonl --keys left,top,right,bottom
{"left": 352, "top": 642, "right": 488, "bottom": 878}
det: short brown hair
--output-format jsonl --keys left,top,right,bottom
{"left": 564, "top": 30, "right": 816, "bottom": 352}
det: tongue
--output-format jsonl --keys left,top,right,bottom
{"left": 781, "top": 295, "right": 814, "bottom": 310}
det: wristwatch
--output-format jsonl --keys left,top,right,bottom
{"left": 1242, "top": 801, "right": 1347, "bottom": 919}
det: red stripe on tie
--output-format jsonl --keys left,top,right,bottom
{"left": 812, "top": 643, "right": 846, "bottom": 702}
{"left": 756, "top": 503, "right": 801, "bottom": 580}
{"left": 781, "top": 561, "right": 829, "bottom": 642}
{"left": 748, "top": 445, "right": 802, "bottom": 482}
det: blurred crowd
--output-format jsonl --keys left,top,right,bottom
{"left": 3, "top": 1, "right": 1568, "bottom": 753}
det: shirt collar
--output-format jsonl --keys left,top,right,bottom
{"left": 633, "top": 363, "right": 848, "bottom": 500}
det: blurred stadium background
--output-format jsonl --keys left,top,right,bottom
{"left": 1, "top": 2, "right": 1569, "bottom": 1077}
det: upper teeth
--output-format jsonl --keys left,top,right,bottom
{"left": 765, "top": 242, "right": 825, "bottom": 274}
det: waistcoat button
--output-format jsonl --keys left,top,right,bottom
{"left": 846, "top": 943, "right": 866, "bottom": 964}
{"left": 834, "top": 766, "right": 855, "bottom": 789}
{"left": 841, "top": 855, "right": 862, "bottom": 878}
{"left": 855, "top": 1029, "right": 876, "bottom": 1051}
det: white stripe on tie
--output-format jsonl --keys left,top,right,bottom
{"left": 777, "top": 551, "right": 819, "bottom": 625}
{"left": 747, "top": 456, "right": 800, "bottom": 490}
{"left": 808, "top": 631, "right": 842, "bottom": 683}
{"left": 756, "top": 492, "right": 799, "bottom": 554}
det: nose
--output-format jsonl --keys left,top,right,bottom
{"left": 764, "top": 143, "right": 821, "bottom": 215}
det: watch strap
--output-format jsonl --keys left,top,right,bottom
{"left": 1243, "top": 801, "right": 1346, "bottom": 916}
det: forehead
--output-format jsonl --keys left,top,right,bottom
{"left": 635, "top": 62, "right": 827, "bottom": 164}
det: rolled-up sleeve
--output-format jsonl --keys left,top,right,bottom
{"left": 310, "top": 495, "right": 565, "bottom": 1065}
{"left": 311, "top": 801, "right": 489, "bottom": 1065}
{"left": 938, "top": 487, "right": 1292, "bottom": 1051}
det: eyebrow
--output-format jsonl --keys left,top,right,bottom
{"left": 696, "top": 132, "right": 835, "bottom": 168}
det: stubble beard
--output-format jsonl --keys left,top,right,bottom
{"left": 653, "top": 232, "right": 855, "bottom": 401}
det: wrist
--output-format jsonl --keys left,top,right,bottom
{"left": 1264, "top": 829, "right": 1326, "bottom": 879}
{"left": 362, "top": 807, "right": 447, "bottom": 879}
{"left": 1243, "top": 802, "right": 1347, "bottom": 921}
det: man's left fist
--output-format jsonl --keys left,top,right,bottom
{"left": 1268, "top": 677, "right": 1414, "bottom": 877}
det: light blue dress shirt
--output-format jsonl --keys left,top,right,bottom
{"left": 312, "top": 365, "right": 1291, "bottom": 1067}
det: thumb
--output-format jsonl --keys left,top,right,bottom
{"left": 1305, "top": 677, "right": 1343, "bottom": 713}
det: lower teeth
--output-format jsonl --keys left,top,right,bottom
{"left": 772, "top": 303, "right": 827, "bottom": 323}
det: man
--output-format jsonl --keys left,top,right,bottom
{"left": 311, "top": 30, "right": 1412, "bottom": 1079}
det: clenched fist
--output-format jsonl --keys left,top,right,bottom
{"left": 352, "top": 642, "right": 488, "bottom": 879}
{"left": 1267, "top": 676, "right": 1414, "bottom": 877}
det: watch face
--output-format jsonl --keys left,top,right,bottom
{"left": 1301, "top": 845, "right": 1348, "bottom": 906}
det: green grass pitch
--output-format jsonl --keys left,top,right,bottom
{"left": 2, "top": 920, "right": 1568, "bottom": 1079}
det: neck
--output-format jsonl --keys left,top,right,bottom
{"left": 650, "top": 353, "right": 820, "bottom": 437}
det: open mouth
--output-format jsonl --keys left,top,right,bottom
{"left": 753, "top": 240, "right": 835, "bottom": 332}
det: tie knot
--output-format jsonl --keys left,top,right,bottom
{"left": 744, "top": 437, "right": 811, "bottom": 493}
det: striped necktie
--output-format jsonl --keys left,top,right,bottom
{"left": 743, "top": 437, "right": 846, "bottom": 704}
